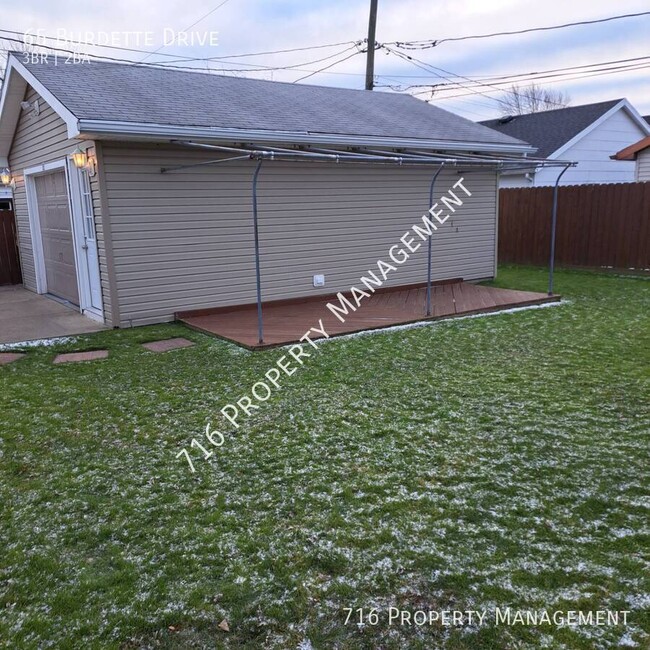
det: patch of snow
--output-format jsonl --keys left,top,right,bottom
{"left": 0, "top": 336, "right": 78, "bottom": 350}
{"left": 619, "top": 631, "right": 638, "bottom": 647}
{"left": 297, "top": 639, "right": 314, "bottom": 650}
{"left": 314, "top": 300, "right": 568, "bottom": 345}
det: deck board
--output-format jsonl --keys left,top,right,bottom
{"left": 179, "top": 282, "right": 559, "bottom": 349}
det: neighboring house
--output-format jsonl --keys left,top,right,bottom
{"left": 612, "top": 136, "right": 650, "bottom": 182}
{"left": 480, "top": 99, "right": 650, "bottom": 187}
{"left": 0, "top": 53, "right": 532, "bottom": 328}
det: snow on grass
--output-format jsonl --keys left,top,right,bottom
{"left": 313, "top": 299, "right": 569, "bottom": 345}
{"left": 0, "top": 268, "right": 648, "bottom": 649}
{"left": 0, "top": 336, "right": 78, "bottom": 350}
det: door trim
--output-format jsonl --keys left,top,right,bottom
{"left": 24, "top": 159, "right": 104, "bottom": 321}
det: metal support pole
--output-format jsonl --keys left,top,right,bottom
{"left": 426, "top": 164, "right": 444, "bottom": 316}
{"left": 252, "top": 160, "right": 264, "bottom": 343}
{"left": 548, "top": 164, "right": 571, "bottom": 296}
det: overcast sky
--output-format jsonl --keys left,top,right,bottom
{"left": 3, "top": 0, "right": 649, "bottom": 120}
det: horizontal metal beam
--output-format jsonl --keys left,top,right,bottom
{"left": 161, "top": 154, "right": 251, "bottom": 173}
{"left": 167, "top": 139, "right": 576, "bottom": 170}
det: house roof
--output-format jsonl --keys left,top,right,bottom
{"left": 0, "top": 54, "right": 531, "bottom": 158}
{"left": 480, "top": 99, "right": 628, "bottom": 158}
{"left": 643, "top": 115, "right": 650, "bottom": 125}
{"left": 612, "top": 135, "right": 650, "bottom": 160}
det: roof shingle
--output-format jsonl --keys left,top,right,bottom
{"left": 480, "top": 100, "right": 623, "bottom": 157}
{"left": 20, "top": 57, "right": 527, "bottom": 148}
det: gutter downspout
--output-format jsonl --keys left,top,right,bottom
{"left": 548, "top": 164, "right": 571, "bottom": 296}
{"left": 426, "top": 163, "right": 445, "bottom": 316}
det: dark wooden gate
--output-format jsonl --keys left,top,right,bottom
{"left": 0, "top": 209, "right": 22, "bottom": 286}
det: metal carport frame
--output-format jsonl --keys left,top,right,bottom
{"left": 162, "top": 141, "right": 576, "bottom": 343}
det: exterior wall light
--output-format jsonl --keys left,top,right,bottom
{"left": 70, "top": 147, "right": 88, "bottom": 169}
{"left": 70, "top": 147, "right": 97, "bottom": 177}
{"left": 0, "top": 168, "right": 11, "bottom": 186}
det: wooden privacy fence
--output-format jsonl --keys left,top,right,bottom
{"left": 0, "top": 209, "right": 22, "bottom": 286}
{"left": 498, "top": 182, "right": 650, "bottom": 269}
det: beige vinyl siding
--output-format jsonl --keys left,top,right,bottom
{"left": 8, "top": 87, "right": 112, "bottom": 323}
{"left": 102, "top": 143, "right": 498, "bottom": 327}
{"left": 636, "top": 149, "right": 650, "bottom": 181}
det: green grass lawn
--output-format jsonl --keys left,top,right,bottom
{"left": 1, "top": 266, "right": 649, "bottom": 649}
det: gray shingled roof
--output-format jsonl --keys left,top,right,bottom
{"left": 20, "top": 57, "right": 527, "bottom": 148}
{"left": 479, "top": 100, "right": 623, "bottom": 157}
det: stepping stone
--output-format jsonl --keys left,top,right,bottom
{"left": 142, "top": 337, "right": 194, "bottom": 353}
{"left": 53, "top": 350, "right": 109, "bottom": 364}
{"left": 0, "top": 352, "right": 26, "bottom": 366}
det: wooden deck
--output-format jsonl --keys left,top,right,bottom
{"left": 178, "top": 281, "right": 559, "bottom": 349}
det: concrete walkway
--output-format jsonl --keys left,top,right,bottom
{"left": 0, "top": 286, "right": 106, "bottom": 345}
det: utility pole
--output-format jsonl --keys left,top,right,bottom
{"left": 365, "top": 0, "right": 378, "bottom": 90}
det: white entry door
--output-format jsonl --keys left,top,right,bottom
{"left": 67, "top": 162, "right": 103, "bottom": 317}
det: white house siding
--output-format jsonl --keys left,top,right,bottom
{"left": 534, "top": 108, "right": 644, "bottom": 186}
{"left": 7, "top": 87, "right": 112, "bottom": 323}
{"left": 99, "top": 143, "right": 499, "bottom": 327}
{"left": 499, "top": 173, "right": 531, "bottom": 188}
{"left": 636, "top": 149, "right": 650, "bottom": 181}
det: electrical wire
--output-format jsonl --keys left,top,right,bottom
{"left": 0, "top": 28, "right": 354, "bottom": 67}
{"left": 392, "top": 55, "right": 650, "bottom": 90}
{"left": 384, "top": 45, "right": 570, "bottom": 107}
{"left": 155, "top": 41, "right": 358, "bottom": 64}
{"left": 140, "top": 0, "right": 232, "bottom": 62}
{"left": 382, "top": 45, "right": 503, "bottom": 104}
{"left": 0, "top": 36, "right": 359, "bottom": 75}
{"left": 389, "top": 11, "right": 650, "bottom": 49}
{"left": 385, "top": 55, "right": 650, "bottom": 95}
{"left": 424, "top": 61, "right": 650, "bottom": 101}
{"left": 293, "top": 49, "right": 363, "bottom": 83}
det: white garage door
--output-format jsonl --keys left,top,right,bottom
{"left": 34, "top": 171, "right": 79, "bottom": 305}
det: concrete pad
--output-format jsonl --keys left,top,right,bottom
{"left": 53, "top": 350, "right": 109, "bottom": 364}
{"left": 0, "top": 352, "right": 26, "bottom": 365}
{"left": 0, "top": 286, "right": 106, "bottom": 345}
{"left": 142, "top": 337, "right": 194, "bottom": 353}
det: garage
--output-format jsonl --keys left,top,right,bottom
{"left": 33, "top": 170, "right": 79, "bottom": 305}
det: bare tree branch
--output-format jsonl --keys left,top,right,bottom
{"left": 498, "top": 83, "right": 571, "bottom": 116}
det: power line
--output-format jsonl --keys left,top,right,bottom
{"left": 0, "top": 28, "right": 354, "bottom": 68}
{"left": 425, "top": 61, "right": 650, "bottom": 101}
{"left": 390, "top": 55, "right": 650, "bottom": 93}
{"left": 155, "top": 44, "right": 362, "bottom": 72}
{"left": 293, "top": 49, "right": 363, "bottom": 83}
{"left": 0, "top": 36, "right": 359, "bottom": 76}
{"left": 390, "top": 11, "right": 650, "bottom": 49}
{"left": 384, "top": 44, "right": 650, "bottom": 106}
{"left": 158, "top": 41, "right": 356, "bottom": 63}
{"left": 409, "top": 60, "right": 650, "bottom": 97}
{"left": 384, "top": 45, "right": 570, "bottom": 108}
{"left": 140, "top": 0, "right": 231, "bottom": 62}
{"left": 382, "top": 45, "right": 502, "bottom": 105}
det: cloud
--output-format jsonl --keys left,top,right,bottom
{"left": 2, "top": 0, "right": 649, "bottom": 119}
